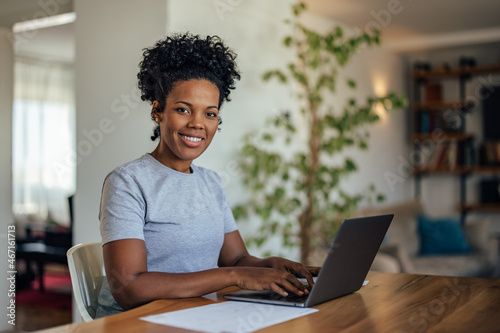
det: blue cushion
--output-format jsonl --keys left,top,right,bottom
{"left": 418, "top": 215, "right": 469, "bottom": 255}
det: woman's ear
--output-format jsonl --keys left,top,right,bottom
{"left": 151, "top": 101, "right": 161, "bottom": 123}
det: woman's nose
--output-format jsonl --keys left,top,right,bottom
{"left": 187, "top": 112, "right": 204, "bottom": 129}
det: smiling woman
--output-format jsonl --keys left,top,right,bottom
{"left": 95, "top": 33, "right": 320, "bottom": 318}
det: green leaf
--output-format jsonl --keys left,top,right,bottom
{"left": 263, "top": 133, "right": 273, "bottom": 142}
{"left": 232, "top": 205, "right": 247, "bottom": 220}
{"left": 262, "top": 70, "right": 288, "bottom": 83}
{"left": 335, "top": 26, "right": 343, "bottom": 38}
{"left": 345, "top": 159, "right": 357, "bottom": 172}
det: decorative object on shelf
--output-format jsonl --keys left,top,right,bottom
{"left": 413, "top": 60, "right": 432, "bottom": 74}
{"left": 459, "top": 56, "right": 477, "bottom": 69}
{"left": 436, "top": 62, "right": 451, "bottom": 74}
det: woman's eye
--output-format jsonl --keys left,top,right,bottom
{"left": 176, "top": 108, "right": 189, "bottom": 114}
{"left": 207, "top": 112, "right": 218, "bottom": 118}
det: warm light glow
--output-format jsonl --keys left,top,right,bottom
{"left": 373, "top": 76, "right": 387, "bottom": 97}
{"left": 372, "top": 75, "right": 388, "bottom": 121}
{"left": 384, "top": 98, "right": 393, "bottom": 110}
{"left": 374, "top": 101, "right": 386, "bottom": 120}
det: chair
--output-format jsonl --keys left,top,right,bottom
{"left": 66, "top": 242, "right": 105, "bottom": 321}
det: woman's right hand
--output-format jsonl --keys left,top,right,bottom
{"left": 230, "top": 266, "right": 309, "bottom": 297}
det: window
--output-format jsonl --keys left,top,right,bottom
{"left": 12, "top": 57, "right": 75, "bottom": 226}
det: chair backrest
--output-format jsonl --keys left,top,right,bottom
{"left": 67, "top": 242, "right": 105, "bottom": 321}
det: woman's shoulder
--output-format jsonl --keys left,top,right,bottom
{"left": 104, "top": 154, "right": 157, "bottom": 183}
{"left": 115, "top": 154, "right": 155, "bottom": 171}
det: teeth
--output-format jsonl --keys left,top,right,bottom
{"left": 181, "top": 135, "right": 202, "bottom": 142}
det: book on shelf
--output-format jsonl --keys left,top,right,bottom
{"left": 418, "top": 140, "right": 475, "bottom": 171}
{"left": 480, "top": 141, "right": 500, "bottom": 166}
{"left": 417, "top": 111, "right": 442, "bottom": 134}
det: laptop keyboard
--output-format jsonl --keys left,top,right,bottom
{"left": 268, "top": 286, "right": 311, "bottom": 303}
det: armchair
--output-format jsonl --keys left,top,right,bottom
{"left": 366, "top": 200, "right": 499, "bottom": 278}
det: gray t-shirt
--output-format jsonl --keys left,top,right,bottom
{"left": 95, "top": 154, "right": 238, "bottom": 317}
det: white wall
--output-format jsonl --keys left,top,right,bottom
{"left": 73, "top": 0, "right": 167, "bottom": 247}
{"left": 71, "top": 0, "right": 410, "bottom": 260}
{"left": 166, "top": 0, "right": 297, "bottom": 205}
{"left": 166, "top": 0, "right": 299, "bottom": 258}
{"left": 73, "top": 0, "right": 166, "bottom": 322}
{"left": 166, "top": 2, "right": 410, "bottom": 258}
{"left": 0, "top": 26, "right": 15, "bottom": 332}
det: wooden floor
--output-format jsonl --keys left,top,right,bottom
{"left": 8, "top": 305, "right": 72, "bottom": 332}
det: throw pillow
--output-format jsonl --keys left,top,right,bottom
{"left": 418, "top": 214, "right": 470, "bottom": 255}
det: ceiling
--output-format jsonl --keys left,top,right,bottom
{"left": 303, "top": 0, "right": 500, "bottom": 51}
{"left": 0, "top": 0, "right": 74, "bottom": 61}
{"left": 1, "top": 0, "right": 499, "bottom": 57}
{"left": 0, "top": 0, "right": 73, "bottom": 28}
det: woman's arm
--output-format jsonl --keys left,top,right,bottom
{"left": 103, "top": 235, "right": 315, "bottom": 310}
{"left": 103, "top": 239, "right": 238, "bottom": 310}
{"left": 218, "top": 231, "right": 321, "bottom": 294}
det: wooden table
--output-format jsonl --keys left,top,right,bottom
{"left": 38, "top": 271, "right": 500, "bottom": 333}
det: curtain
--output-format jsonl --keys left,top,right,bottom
{"left": 12, "top": 57, "right": 76, "bottom": 226}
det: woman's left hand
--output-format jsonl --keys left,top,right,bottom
{"left": 263, "top": 257, "right": 321, "bottom": 288}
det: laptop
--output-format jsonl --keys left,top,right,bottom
{"left": 224, "top": 214, "right": 393, "bottom": 307}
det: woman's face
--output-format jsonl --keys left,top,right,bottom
{"left": 152, "top": 79, "right": 220, "bottom": 172}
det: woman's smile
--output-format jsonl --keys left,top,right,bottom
{"left": 179, "top": 133, "right": 204, "bottom": 147}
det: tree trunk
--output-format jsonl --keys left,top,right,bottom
{"left": 300, "top": 99, "right": 320, "bottom": 265}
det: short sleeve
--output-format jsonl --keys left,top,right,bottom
{"left": 222, "top": 194, "right": 238, "bottom": 234}
{"left": 99, "top": 170, "right": 146, "bottom": 245}
{"left": 211, "top": 171, "right": 238, "bottom": 234}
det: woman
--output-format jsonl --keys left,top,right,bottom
{"left": 96, "top": 33, "right": 319, "bottom": 318}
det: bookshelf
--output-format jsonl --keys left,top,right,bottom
{"left": 411, "top": 62, "right": 500, "bottom": 223}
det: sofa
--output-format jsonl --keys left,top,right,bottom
{"left": 364, "top": 200, "right": 499, "bottom": 278}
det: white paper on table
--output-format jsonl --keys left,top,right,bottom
{"left": 140, "top": 301, "right": 318, "bottom": 333}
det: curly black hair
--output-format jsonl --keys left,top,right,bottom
{"left": 137, "top": 33, "right": 241, "bottom": 141}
